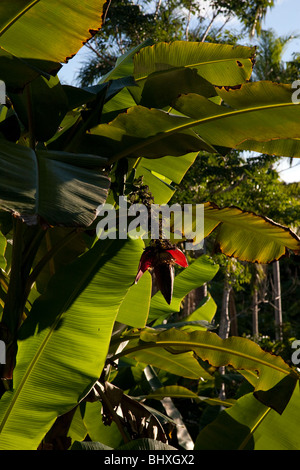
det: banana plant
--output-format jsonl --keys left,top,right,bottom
{"left": 0, "top": 0, "right": 300, "bottom": 451}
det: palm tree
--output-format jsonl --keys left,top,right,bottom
{"left": 253, "top": 28, "right": 299, "bottom": 82}
{"left": 253, "top": 29, "right": 300, "bottom": 341}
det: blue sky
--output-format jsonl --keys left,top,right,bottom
{"left": 58, "top": 0, "right": 300, "bottom": 183}
{"left": 262, "top": 0, "right": 300, "bottom": 182}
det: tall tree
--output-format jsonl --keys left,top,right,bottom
{"left": 76, "top": 0, "right": 275, "bottom": 85}
{"left": 253, "top": 28, "right": 300, "bottom": 82}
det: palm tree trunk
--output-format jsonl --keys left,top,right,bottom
{"left": 273, "top": 260, "right": 283, "bottom": 341}
{"left": 252, "top": 287, "right": 259, "bottom": 338}
{"left": 218, "top": 273, "right": 232, "bottom": 400}
{"left": 229, "top": 289, "right": 238, "bottom": 336}
{"left": 219, "top": 277, "right": 232, "bottom": 340}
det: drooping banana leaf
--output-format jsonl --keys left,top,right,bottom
{"left": 121, "top": 328, "right": 297, "bottom": 397}
{"left": 84, "top": 81, "right": 300, "bottom": 164}
{"left": 203, "top": 202, "right": 300, "bottom": 263}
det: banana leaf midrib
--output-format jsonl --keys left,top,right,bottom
{"left": 135, "top": 56, "right": 253, "bottom": 82}
{"left": 0, "top": 1, "right": 40, "bottom": 37}
{"left": 114, "top": 337, "right": 293, "bottom": 378}
{"left": 238, "top": 407, "right": 272, "bottom": 450}
{"left": 203, "top": 204, "right": 300, "bottom": 247}
{"left": 0, "top": 239, "right": 116, "bottom": 435}
{"left": 109, "top": 100, "right": 299, "bottom": 163}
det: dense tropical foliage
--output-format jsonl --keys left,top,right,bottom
{"left": 0, "top": 0, "right": 300, "bottom": 451}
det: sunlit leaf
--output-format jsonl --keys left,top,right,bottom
{"left": 125, "top": 346, "right": 212, "bottom": 380}
{"left": 204, "top": 202, "right": 300, "bottom": 262}
{"left": 0, "top": 238, "right": 144, "bottom": 450}
{"left": 116, "top": 271, "right": 152, "bottom": 328}
{"left": 0, "top": 0, "right": 106, "bottom": 82}
{"left": 195, "top": 384, "right": 300, "bottom": 450}
{"left": 126, "top": 329, "right": 296, "bottom": 393}
{"left": 133, "top": 41, "right": 256, "bottom": 86}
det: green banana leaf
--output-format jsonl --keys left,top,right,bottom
{"left": 124, "top": 346, "right": 212, "bottom": 381}
{"left": 194, "top": 381, "right": 300, "bottom": 450}
{"left": 181, "top": 295, "right": 217, "bottom": 329}
{"left": 237, "top": 137, "right": 300, "bottom": 159}
{"left": 134, "top": 152, "right": 198, "bottom": 204}
{"left": 122, "top": 328, "right": 297, "bottom": 395}
{"left": 87, "top": 81, "right": 300, "bottom": 164}
{"left": 0, "top": 0, "right": 106, "bottom": 86}
{"left": 86, "top": 108, "right": 213, "bottom": 161}
{"left": 145, "top": 385, "right": 235, "bottom": 407}
{"left": 0, "top": 230, "right": 6, "bottom": 270}
{"left": 80, "top": 401, "right": 123, "bottom": 448}
{"left": 0, "top": 237, "right": 145, "bottom": 450}
{"left": 100, "top": 40, "right": 153, "bottom": 83}
{"left": 66, "top": 405, "right": 88, "bottom": 443}
{"left": 100, "top": 40, "right": 254, "bottom": 116}
{"left": 175, "top": 81, "right": 300, "bottom": 154}
{"left": 203, "top": 202, "right": 300, "bottom": 263}
{"left": 0, "top": 140, "right": 110, "bottom": 227}
{"left": 116, "top": 271, "right": 152, "bottom": 328}
{"left": 133, "top": 41, "right": 256, "bottom": 86}
{"left": 130, "top": 41, "right": 255, "bottom": 109}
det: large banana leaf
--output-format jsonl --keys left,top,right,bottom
{"left": 116, "top": 271, "right": 152, "bottom": 328}
{"left": 86, "top": 42, "right": 255, "bottom": 151}
{"left": 121, "top": 329, "right": 296, "bottom": 395}
{"left": 0, "top": 0, "right": 106, "bottom": 88}
{"left": 237, "top": 137, "right": 300, "bottom": 159}
{"left": 86, "top": 108, "right": 213, "bottom": 161}
{"left": 133, "top": 41, "right": 256, "bottom": 87}
{"left": 194, "top": 384, "right": 300, "bottom": 450}
{"left": 100, "top": 41, "right": 255, "bottom": 115}
{"left": 130, "top": 40, "right": 255, "bottom": 112}
{"left": 0, "top": 238, "right": 145, "bottom": 450}
{"left": 0, "top": 140, "right": 110, "bottom": 227}
{"left": 134, "top": 152, "right": 198, "bottom": 204}
{"left": 87, "top": 81, "right": 300, "bottom": 164}
{"left": 175, "top": 81, "right": 300, "bottom": 154}
{"left": 124, "top": 344, "right": 212, "bottom": 381}
{"left": 203, "top": 202, "right": 300, "bottom": 263}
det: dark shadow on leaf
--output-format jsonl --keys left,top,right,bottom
{"left": 254, "top": 373, "right": 298, "bottom": 415}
